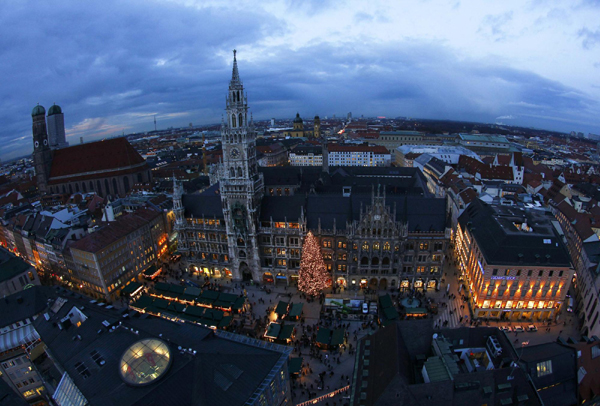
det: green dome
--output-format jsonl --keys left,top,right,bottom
{"left": 293, "top": 113, "right": 303, "bottom": 123}
{"left": 48, "top": 104, "right": 62, "bottom": 116}
{"left": 314, "top": 115, "right": 320, "bottom": 120}
{"left": 31, "top": 104, "right": 45, "bottom": 117}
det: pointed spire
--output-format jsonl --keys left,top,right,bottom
{"left": 231, "top": 49, "right": 240, "bottom": 85}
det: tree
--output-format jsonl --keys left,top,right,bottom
{"left": 298, "top": 231, "right": 330, "bottom": 296}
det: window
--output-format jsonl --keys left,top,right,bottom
{"left": 404, "top": 255, "right": 413, "bottom": 262}
{"left": 277, "top": 259, "right": 287, "bottom": 267}
{"left": 419, "top": 242, "right": 429, "bottom": 250}
{"left": 538, "top": 270, "right": 543, "bottom": 277}
{"left": 75, "top": 362, "right": 91, "bottom": 379}
{"left": 290, "top": 237, "right": 299, "bottom": 246}
{"left": 494, "top": 301, "right": 502, "bottom": 309}
{"left": 559, "top": 271, "right": 564, "bottom": 277}
{"left": 362, "top": 242, "right": 369, "bottom": 250}
{"left": 373, "top": 242, "right": 380, "bottom": 250}
{"left": 430, "top": 266, "right": 439, "bottom": 274}
{"left": 528, "top": 270, "right": 533, "bottom": 277}
{"left": 505, "top": 269, "right": 510, "bottom": 276}
{"left": 383, "top": 242, "right": 390, "bottom": 251}
{"left": 276, "top": 248, "right": 286, "bottom": 256}
{"left": 537, "top": 360, "right": 553, "bottom": 377}
{"left": 549, "top": 271, "right": 553, "bottom": 277}
{"left": 417, "top": 266, "right": 426, "bottom": 273}
{"left": 483, "top": 300, "right": 491, "bottom": 308}
{"left": 517, "top": 270, "right": 521, "bottom": 276}
{"left": 338, "top": 241, "right": 347, "bottom": 249}
{"left": 323, "top": 240, "right": 332, "bottom": 248}
{"left": 492, "top": 269, "right": 498, "bottom": 276}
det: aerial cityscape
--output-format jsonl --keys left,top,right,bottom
{"left": 1, "top": 1, "right": 600, "bottom": 406}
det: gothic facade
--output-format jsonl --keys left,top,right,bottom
{"left": 174, "top": 52, "right": 450, "bottom": 291}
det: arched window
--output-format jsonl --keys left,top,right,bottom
{"left": 371, "top": 257, "right": 379, "bottom": 265}
{"left": 105, "top": 179, "right": 110, "bottom": 196}
{"left": 237, "top": 238, "right": 245, "bottom": 247}
{"left": 382, "top": 257, "right": 390, "bottom": 265}
{"left": 238, "top": 113, "right": 243, "bottom": 127}
{"left": 81, "top": 182, "right": 86, "bottom": 193}
{"left": 112, "top": 178, "right": 118, "bottom": 196}
{"left": 137, "top": 173, "right": 143, "bottom": 183}
{"left": 361, "top": 257, "right": 369, "bottom": 265}
{"left": 239, "top": 250, "right": 246, "bottom": 258}
{"left": 97, "top": 180, "right": 102, "bottom": 193}
{"left": 123, "top": 176, "right": 130, "bottom": 194}
{"left": 69, "top": 184, "right": 73, "bottom": 194}
{"left": 384, "top": 242, "right": 390, "bottom": 251}
{"left": 237, "top": 167, "right": 243, "bottom": 177}
{"left": 89, "top": 181, "right": 94, "bottom": 191}
{"left": 62, "top": 185, "right": 66, "bottom": 194}
{"left": 230, "top": 167, "right": 235, "bottom": 178}
{"left": 232, "top": 114, "right": 237, "bottom": 128}
{"left": 362, "top": 242, "right": 369, "bottom": 251}
{"left": 75, "top": 183, "right": 80, "bottom": 193}
{"left": 373, "top": 242, "right": 380, "bottom": 250}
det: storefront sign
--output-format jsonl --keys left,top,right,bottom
{"left": 491, "top": 276, "right": 516, "bottom": 280}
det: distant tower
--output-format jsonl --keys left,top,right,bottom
{"left": 154, "top": 115, "right": 157, "bottom": 132}
{"left": 293, "top": 113, "right": 304, "bottom": 131}
{"left": 314, "top": 115, "right": 321, "bottom": 139}
{"left": 271, "top": 118, "right": 275, "bottom": 127}
{"left": 202, "top": 134, "right": 208, "bottom": 174}
{"left": 31, "top": 104, "right": 53, "bottom": 193}
{"left": 47, "top": 104, "right": 68, "bottom": 149}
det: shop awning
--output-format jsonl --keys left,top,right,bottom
{"left": 406, "top": 308, "right": 428, "bottom": 315}
{"left": 288, "top": 357, "right": 303, "bottom": 375}
{"left": 132, "top": 295, "right": 153, "bottom": 310}
{"left": 0, "top": 324, "right": 39, "bottom": 353}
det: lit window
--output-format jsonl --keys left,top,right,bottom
{"left": 537, "top": 360, "right": 552, "bottom": 377}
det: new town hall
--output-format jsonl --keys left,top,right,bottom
{"left": 174, "top": 52, "right": 450, "bottom": 291}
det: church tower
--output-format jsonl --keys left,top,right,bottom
{"left": 31, "top": 104, "right": 52, "bottom": 193}
{"left": 314, "top": 115, "right": 321, "bottom": 139}
{"left": 220, "top": 50, "right": 264, "bottom": 282}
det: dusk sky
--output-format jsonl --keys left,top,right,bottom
{"left": 2, "top": 0, "right": 600, "bottom": 162}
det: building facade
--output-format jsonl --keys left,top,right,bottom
{"left": 69, "top": 208, "right": 167, "bottom": 301}
{"left": 327, "top": 144, "right": 391, "bottom": 167}
{"left": 175, "top": 54, "right": 450, "bottom": 291}
{"left": 288, "top": 145, "right": 323, "bottom": 166}
{"left": 455, "top": 199, "right": 573, "bottom": 321}
{"left": 46, "top": 104, "right": 69, "bottom": 150}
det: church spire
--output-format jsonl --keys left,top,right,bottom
{"left": 231, "top": 49, "right": 241, "bottom": 85}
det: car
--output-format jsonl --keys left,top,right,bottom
{"left": 362, "top": 303, "right": 369, "bottom": 314}
{"left": 369, "top": 303, "right": 378, "bottom": 314}
{"left": 514, "top": 325, "right": 524, "bottom": 332}
{"left": 527, "top": 324, "right": 537, "bottom": 332}
{"left": 500, "top": 326, "right": 512, "bottom": 333}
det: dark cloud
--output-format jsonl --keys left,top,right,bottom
{"left": 0, "top": 1, "right": 598, "bottom": 161}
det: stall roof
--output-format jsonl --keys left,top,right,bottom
{"left": 288, "top": 303, "right": 303, "bottom": 318}
{"left": 331, "top": 328, "right": 345, "bottom": 346}
{"left": 132, "top": 295, "right": 153, "bottom": 310}
{"left": 265, "top": 323, "right": 282, "bottom": 339}
{"left": 275, "top": 301, "right": 289, "bottom": 316}
{"left": 384, "top": 307, "right": 399, "bottom": 320}
{"left": 379, "top": 294, "right": 393, "bottom": 309}
{"left": 121, "top": 282, "right": 142, "bottom": 296}
{"left": 279, "top": 324, "right": 295, "bottom": 341}
{"left": 315, "top": 328, "right": 332, "bottom": 345}
{"left": 406, "top": 308, "right": 428, "bottom": 315}
{"left": 288, "top": 357, "right": 303, "bottom": 375}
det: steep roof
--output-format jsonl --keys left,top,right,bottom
{"left": 70, "top": 208, "right": 161, "bottom": 253}
{"left": 49, "top": 138, "right": 146, "bottom": 179}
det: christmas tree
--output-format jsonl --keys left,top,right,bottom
{"left": 298, "top": 231, "right": 330, "bottom": 296}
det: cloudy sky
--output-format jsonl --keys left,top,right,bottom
{"left": 2, "top": 0, "right": 600, "bottom": 161}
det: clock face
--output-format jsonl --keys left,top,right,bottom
{"left": 230, "top": 148, "right": 240, "bottom": 158}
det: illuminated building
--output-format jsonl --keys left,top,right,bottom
{"left": 456, "top": 199, "right": 573, "bottom": 321}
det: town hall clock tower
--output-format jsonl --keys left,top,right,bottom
{"left": 220, "top": 51, "right": 264, "bottom": 282}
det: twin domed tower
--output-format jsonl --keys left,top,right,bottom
{"left": 31, "top": 103, "right": 69, "bottom": 193}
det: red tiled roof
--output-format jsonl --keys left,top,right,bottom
{"left": 70, "top": 208, "right": 161, "bottom": 253}
{"left": 49, "top": 138, "right": 146, "bottom": 180}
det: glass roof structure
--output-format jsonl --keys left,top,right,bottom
{"left": 119, "top": 339, "right": 172, "bottom": 386}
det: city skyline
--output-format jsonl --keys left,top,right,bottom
{"left": 2, "top": 0, "right": 600, "bottom": 162}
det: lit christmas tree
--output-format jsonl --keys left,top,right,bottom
{"left": 298, "top": 231, "right": 330, "bottom": 296}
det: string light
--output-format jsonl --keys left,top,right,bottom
{"left": 298, "top": 231, "right": 329, "bottom": 296}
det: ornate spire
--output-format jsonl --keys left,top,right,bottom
{"left": 231, "top": 49, "right": 241, "bottom": 85}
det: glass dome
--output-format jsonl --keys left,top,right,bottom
{"left": 119, "top": 339, "right": 172, "bottom": 386}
